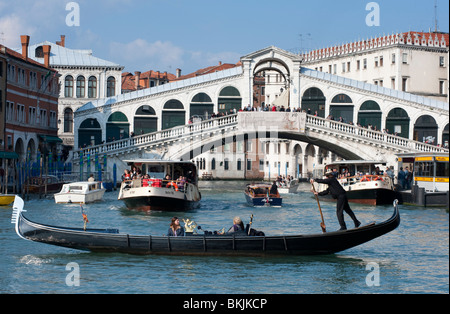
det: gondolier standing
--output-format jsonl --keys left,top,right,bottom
{"left": 311, "top": 169, "right": 361, "bottom": 231}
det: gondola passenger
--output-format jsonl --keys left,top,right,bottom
{"left": 168, "top": 217, "right": 185, "bottom": 237}
{"left": 227, "top": 216, "right": 245, "bottom": 233}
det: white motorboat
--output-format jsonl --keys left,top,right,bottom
{"left": 277, "top": 179, "right": 299, "bottom": 194}
{"left": 118, "top": 160, "right": 201, "bottom": 211}
{"left": 54, "top": 181, "right": 106, "bottom": 204}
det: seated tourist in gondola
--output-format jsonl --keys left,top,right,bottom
{"left": 168, "top": 217, "right": 185, "bottom": 237}
{"left": 227, "top": 216, "right": 245, "bottom": 233}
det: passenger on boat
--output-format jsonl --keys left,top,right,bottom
{"left": 227, "top": 216, "right": 245, "bottom": 233}
{"left": 311, "top": 169, "right": 361, "bottom": 231}
{"left": 122, "top": 169, "right": 131, "bottom": 181}
{"left": 270, "top": 181, "right": 278, "bottom": 195}
{"left": 168, "top": 217, "right": 185, "bottom": 237}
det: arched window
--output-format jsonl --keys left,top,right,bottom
{"left": 64, "top": 108, "right": 73, "bottom": 133}
{"left": 107, "top": 76, "right": 116, "bottom": 97}
{"left": 76, "top": 76, "right": 85, "bottom": 98}
{"left": 64, "top": 75, "right": 73, "bottom": 98}
{"left": 301, "top": 87, "right": 326, "bottom": 117}
{"left": 162, "top": 100, "right": 185, "bottom": 130}
{"left": 88, "top": 76, "right": 97, "bottom": 98}
{"left": 218, "top": 86, "right": 242, "bottom": 113}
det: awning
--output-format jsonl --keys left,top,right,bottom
{"left": 39, "top": 135, "right": 63, "bottom": 143}
{"left": 0, "top": 151, "right": 19, "bottom": 159}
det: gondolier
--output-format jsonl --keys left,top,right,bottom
{"left": 311, "top": 170, "right": 361, "bottom": 231}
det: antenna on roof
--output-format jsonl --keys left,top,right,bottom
{"left": 434, "top": 0, "right": 439, "bottom": 32}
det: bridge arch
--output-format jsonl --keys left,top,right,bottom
{"left": 190, "top": 92, "right": 214, "bottom": 120}
{"left": 134, "top": 105, "right": 157, "bottom": 135}
{"left": 162, "top": 99, "right": 185, "bottom": 130}
{"left": 301, "top": 87, "right": 326, "bottom": 117}
{"left": 218, "top": 86, "right": 242, "bottom": 114}
{"left": 385, "top": 107, "right": 410, "bottom": 138}
{"left": 329, "top": 93, "right": 354, "bottom": 123}
{"left": 78, "top": 118, "right": 102, "bottom": 147}
{"left": 357, "top": 100, "right": 382, "bottom": 130}
{"left": 106, "top": 111, "right": 129, "bottom": 141}
{"left": 413, "top": 115, "right": 438, "bottom": 144}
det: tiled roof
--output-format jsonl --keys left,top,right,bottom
{"left": 14, "top": 41, "right": 123, "bottom": 68}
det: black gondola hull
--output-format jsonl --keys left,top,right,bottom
{"left": 12, "top": 197, "right": 400, "bottom": 256}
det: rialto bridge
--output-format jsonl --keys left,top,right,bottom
{"left": 72, "top": 46, "right": 449, "bottom": 178}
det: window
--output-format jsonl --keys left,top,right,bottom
{"left": 40, "top": 109, "right": 47, "bottom": 127}
{"left": 224, "top": 158, "right": 229, "bottom": 171}
{"left": 88, "top": 76, "right": 97, "bottom": 98}
{"left": 107, "top": 76, "right": 115, "bottom": 97}
{"left": 380, "top": 56, "right": 384, "bottom": 67}
{"left": 392, "top": 53, "right": 396, "bottom": 64}
{"left": 347, "top": 62, "right": 351, "bottom": 72}
{"left": 65, "top": 75, "right": 73, "bottom": 97}
{"left": 259, "top": 160, "right": 264, "bottom": 171}
{"left": 341, "top": 62, "right": 345, "bottom": 73}
{"left": 17, "top": 104, "right": 25, "bottom": 123}
{"left": 363, "top": 59, "right": 367, "bottom": 69}
{"left": 333, "top": 64, "right": 337, "bottom": 74}
{"left": 402, "top": 77, "right": 408, "bottom": 92}
{"left": 64, "top": 108, "right": 73, "bottom": 133}
{"left": 375, "top": 57, "right": 379, "bottom": 67}
{"left": 76, "top": 76, "right": 85, "bottom": 98}
{"left": 439, "top": 81, "right": 446, "bottom": 95}
{"left": 237, "top": 159, "right": 242, "bottom": 171}
{"left": 356, "top": 60, "right": 360, "bottom": 70}
{"left": 29, "top": 107, "right": 36, "bottom": 125}
{"left": 50, "top": 111, "right": 57, "bottom": 128}
{"left": 439, "top": 56, "right": 445, "bottom": 67}
{"left": 402, "top": 53, "right": 408, "bottom": 64}
{"left": 246, "top": 159, "right": 252, "bottom": 171}
{"left": 391, "top": 78, "right": 396, "bottom": 89}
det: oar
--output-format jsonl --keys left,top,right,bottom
{"left": 311, "top": 181, "right": 326, "bottom": 233}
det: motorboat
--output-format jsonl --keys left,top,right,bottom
{"left": 315, "top": 160, "right": 397, "bottom": 205}
{"left": 244, "top": 183, "right": 282, "bottom": 207}
{"left": 54, "top": 181, "right": 106, "bottom": 204}
{"left": 277, "top": 179, "right": 299, "bottom": 194}
{"left": 11, "top": 196, "right": 400, "bottom": 256}
{"left": 118, "top": 160, "right": 201, "bottom": 211}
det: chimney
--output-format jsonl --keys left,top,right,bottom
{"left": 43, "top": 45, "right": 51, "bottom": 68}
{"left": 56, "top": 35, "right": 65, "bottom": 47}
{"left": 134, "top": 71, "right": 141, "bottom": 90}
{"left": 20, "top": 35, "right": 30, "bottom": 60}
{"left": 176, "top": 68, "right": 181, "bottom": 78}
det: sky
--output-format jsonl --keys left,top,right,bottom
{"left": 1, "top": 0, "right": 449, "bottom": 75}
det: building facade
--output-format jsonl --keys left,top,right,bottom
{"left": 302, "top": 31, "right": 449, "bottom": 103}
{"left": 17, "top": 36, "right": 124, "bottom": 159}
{"left": 1, "top": 35, "right": 60, "bottom": 163}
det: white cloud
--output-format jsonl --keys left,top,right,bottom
{"left": 0, "top": 14, "right": 36, "bottom": 47}
{"left": 109, "top": 39, "right": 185, "bottom": 72}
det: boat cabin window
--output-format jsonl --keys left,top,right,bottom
{"left": 146, "top": 165, "right": 166, "bottom": 179}
{"left": 414, "top": 161, "right": 434, "bottom": 177}
{"left": 436, "top": 160, "right": 449, "bottom": 178}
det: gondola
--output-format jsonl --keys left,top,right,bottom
{"left": 11, "top": 196, "right": 400, "bottom": 256}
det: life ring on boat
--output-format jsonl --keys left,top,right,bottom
{"left": 361, "top": 176, "right": 370, "bottom": 182}
{"left": 166, "top": 181, "right": 179, "bottom": 191}
{"left": 375, "top": 176, "right": 384, "bottom": 181}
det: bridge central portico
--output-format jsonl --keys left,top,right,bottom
{"left": 73, "top": 112, "right": 448, "bottom": 179}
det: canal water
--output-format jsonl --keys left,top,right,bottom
{"left": 0, "top": 181, "right": 448, "bottom": 294}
